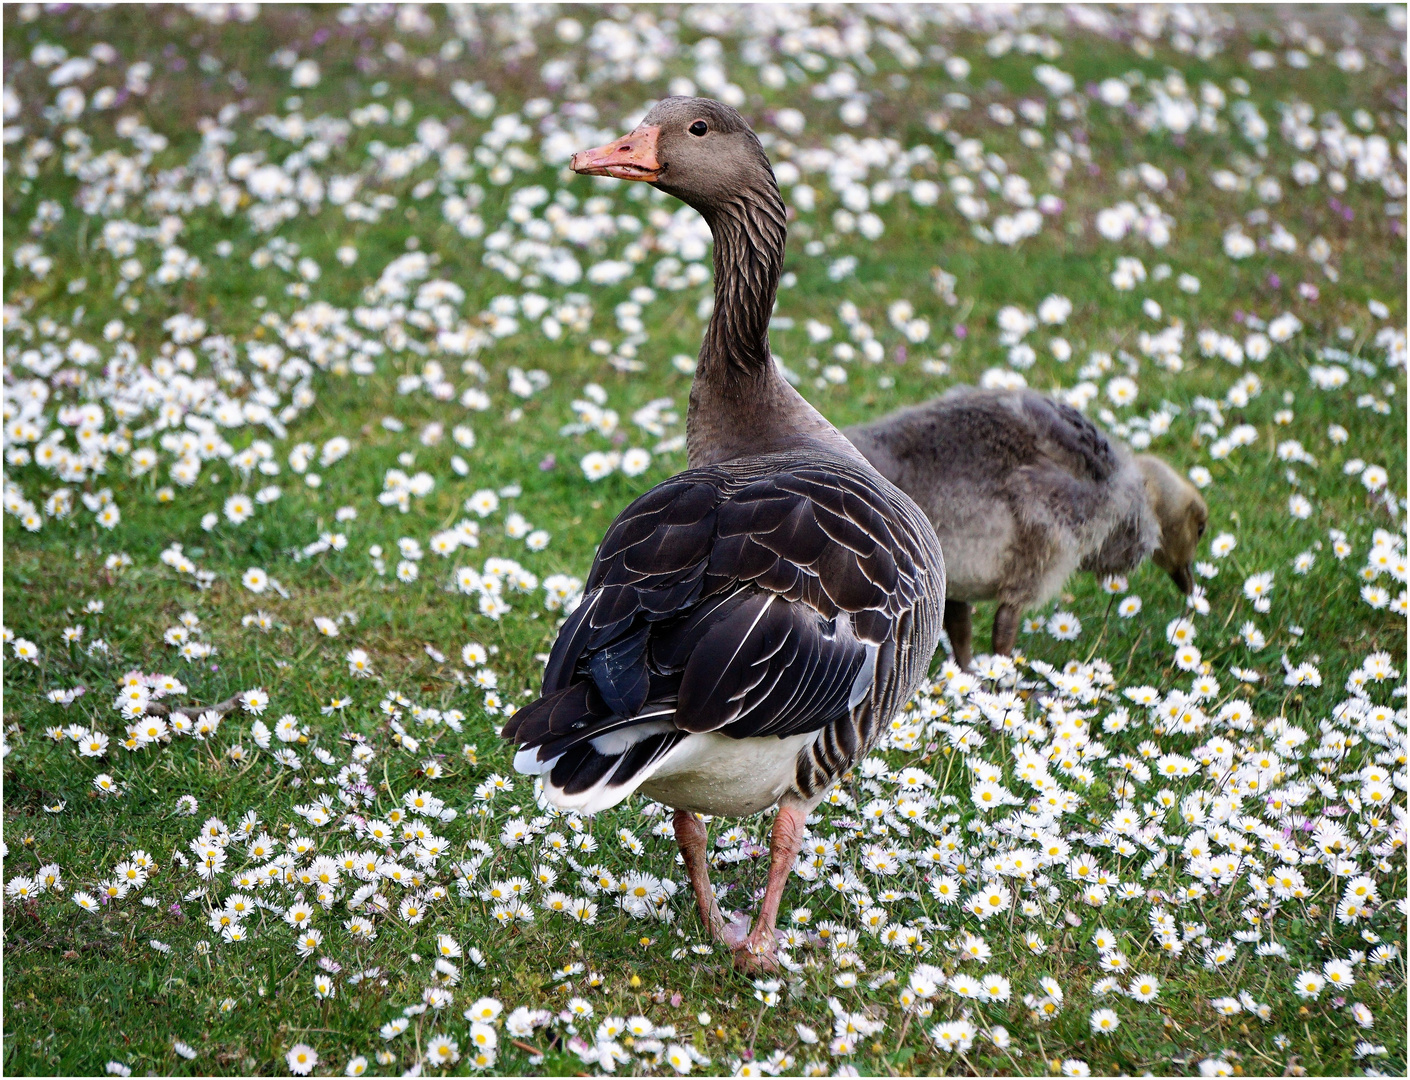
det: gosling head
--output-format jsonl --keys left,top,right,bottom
{"left": 570, "top": 96, "right": 776, "bottom": 214}
{"left": 1137, "top": 455, "right": 1208, "bottom": 594}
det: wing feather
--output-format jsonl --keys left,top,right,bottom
{"left": 1019, "top": 391, "right": 1119, "bottom": 482}
{"left": 503, "top": 450, "right": 944, "bottom": 812}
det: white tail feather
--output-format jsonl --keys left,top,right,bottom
{"left": 514, "top": 746, "right": 559, "bottom": 776}
{"left": 540, "top": 732, "right": 694, "bottom": 815}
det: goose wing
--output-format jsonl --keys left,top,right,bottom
{"left": 502, "top": 451, "right": 942, "bottom": 810}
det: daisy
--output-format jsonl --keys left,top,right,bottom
{"left": 621, "top": 448, "right": 652, "bottom": 476}
{"left": 1173, "top": 645, "right": 1203, "bottom": 672}
{"left": 282, "top": 1044, "right": 317, "bottom": 1075}
{"left": 455, "top": 998, "right": 501, "bottom": 1032}
{"left": 1090, "top": 1008, "right": 1119, "bottom": 1034}
{"left": 580, "top": 451, "right": 616, "bottom": 481}
{"left": 1128, "top": 974, "right": 1160, "bottom": 1002}
{"left": 466, "top": 489, "right": 500, "bottom": 517}
{"left": 425, "top": 1035, "right": 459, "bottom": 1066}
{"left": 224, "top": 494, "right": 254, "bottom": 524}
{"left": 981, "top": 974, "right": 1011, "bottom": 1002}
{"left": 1323, "top": 959, "right": 1355, "bottom": 989}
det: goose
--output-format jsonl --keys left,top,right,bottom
{"left": 846, "top": 386, "right": 1206, "bottom": 670}
{"left": 502, "top": 98, "right": 944, "bottom": 970}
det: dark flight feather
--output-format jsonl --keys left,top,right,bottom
{"left": 501, "top": 449, "right": 944, "bottom": 805}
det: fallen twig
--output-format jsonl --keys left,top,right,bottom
{"left": 143, "top": 693, "right": 244, "bottom": 719}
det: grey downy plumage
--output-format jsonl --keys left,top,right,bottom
{"left": 846, "top": 386, "right": 1207, "bottom": 669}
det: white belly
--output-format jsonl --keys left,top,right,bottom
{"left": 640, "top": 731, "right": 817, "bottom": 817}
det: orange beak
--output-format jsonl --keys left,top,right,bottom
{"left": 570, "top": 125, "right": 662, "bottom": 182}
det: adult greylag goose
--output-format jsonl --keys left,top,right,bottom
{"left": 846, "top": 386, "right": 1206, "bottom": 670}
{"left": 502, "top": 98, "right": 944, "bottom": 969}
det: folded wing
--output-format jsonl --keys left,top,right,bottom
{"left": 502, "top": 452, "right": 940, "bottom": 814}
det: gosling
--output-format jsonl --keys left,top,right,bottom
{"left": 846, "top": 386, "right": 1207, "bottom": 669}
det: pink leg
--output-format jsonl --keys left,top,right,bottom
{"left": 735, "top": 802, "right": 808, "bottom": 972}
{"left": 673, "top": 809, "right": 726, "bottom": 939}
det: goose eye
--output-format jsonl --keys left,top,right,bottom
{"left": 689, "top": 120, "right": 708, "bottom": 136}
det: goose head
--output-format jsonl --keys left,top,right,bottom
{"left": 570, "top": 97, "right": 856, "bottom": 470}
{"left": 570, "top": 97, "right": 779, "bottom": 215}
{"left": 1137, "top": 455, "right": 1208, "bottom": 594}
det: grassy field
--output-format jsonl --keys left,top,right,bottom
{"left": 3, "top": 4, "right": 1406, "bottom": 1076}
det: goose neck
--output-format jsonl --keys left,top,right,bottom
{"left": 698, "top": 189, "right": 786, "bottom": 382}
{"left": 686, "top": 179, "right": 863, "bottom": 469}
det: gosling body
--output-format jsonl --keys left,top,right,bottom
{"left": 847, "top": 386, "right": 1205, "bottom": 667}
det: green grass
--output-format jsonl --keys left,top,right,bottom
{"left": 3, "top": 5, "right": 1406, "bottom": 1077}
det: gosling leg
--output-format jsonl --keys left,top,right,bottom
{"left": 944, "top": 599, "right": 974, "bottom": 671}
{"left": 991, "top": 602, "right": 1021, "bottom": 656}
